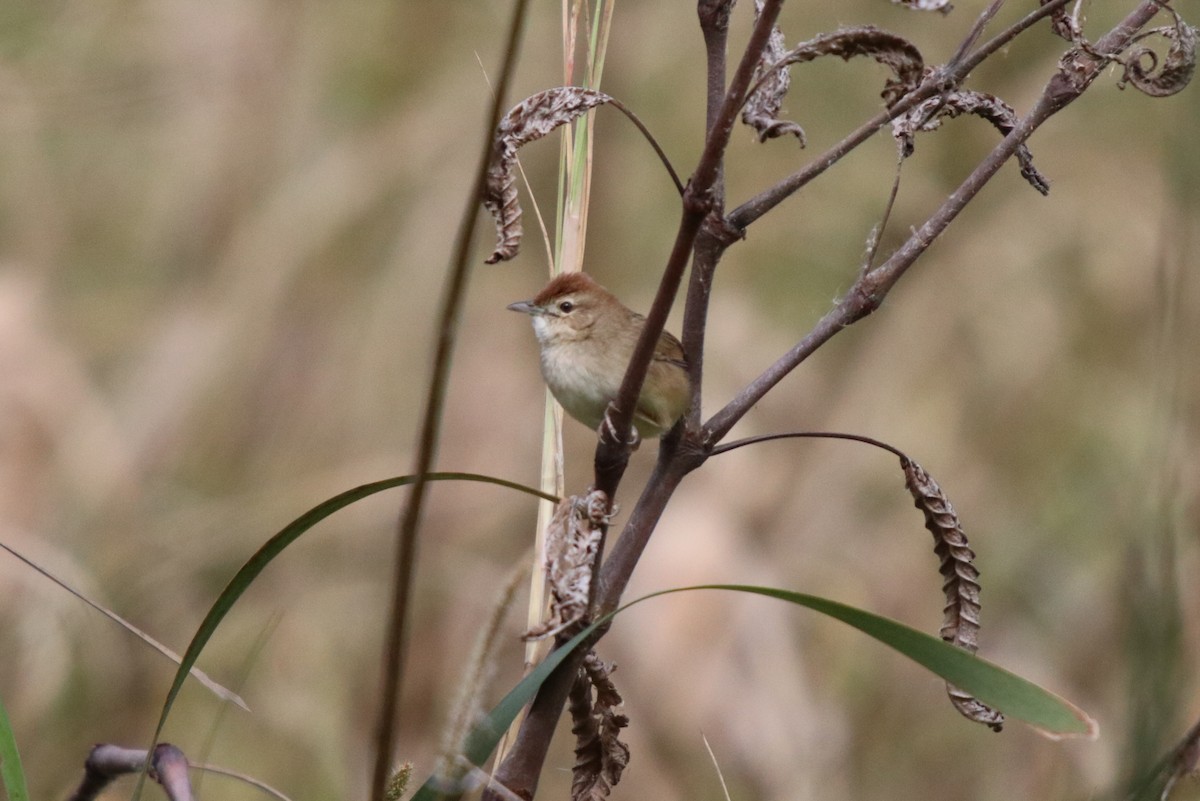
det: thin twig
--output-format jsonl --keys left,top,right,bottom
{"left": 606, "top": 97, "right": 685, "bottom": 195}
{"left": 369, "top": 2, "right": 531, "bottom": 800}
{"left": 948, "top": 0, "right": 1010, "bottom": 69}
{"left": 861, "top": 152, "right": 906, "bottom": 278}
{"left": 957, "top": 0, "right": 1075, "bottom": 75}
{"left": 710, "top": 430, "right": 906, "bottom": 459}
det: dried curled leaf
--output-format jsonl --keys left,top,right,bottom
{"left": 901, "top": 456, "right": 1005, "bottom": 732}
{"left": 891, "top": 0, "right": 953, "bottom": 13}
{"left": 1117, "top": 17, "right": 1197, "bottom": 98}
{"left": 778, "top": 27, "right": 925, "bottom": 107}
{"left": 523, "top": 490, "right": 610, "bottom": 641}
{"left": 892, "top": 90, "right": 1051, "bottom": 195}
{"left": 743, "top": 0, "right": 807, "bottom": 145}
{"left": 1041, "top": 0, "right": 1082, "bottom": 41}
{"left": 569, "top": 652, "right": 630, "bottom": 801}
{"left": 483, "top": 88, "right": 614, "bottom": 263}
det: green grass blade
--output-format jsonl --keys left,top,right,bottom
{"left": 410, "top": 622, "right": 601, "bottom": 801}
{"left": 148, "top": 473, "right": 556, "bottom": 748}
{"left": 409, "top": 582, "right": 1094, "bottom": 800}
{"left": 639, "top": 585, "right": 1097, "bottom": 739}
{"left": 0, "top": 692, "right": 30, "bottom": 801}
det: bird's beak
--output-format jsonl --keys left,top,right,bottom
{"left": 506, "top": 300, "right": 538, "bottom": 315}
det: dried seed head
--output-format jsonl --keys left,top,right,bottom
{"left": 570, "top": 651, "right": 629, "bottom": 801}
{"left": 483, "top": 88, "right": 615, "bottom": 263}
{"left": 523, "top": 490, "right": 609, "bottom": 641}
{"left": 901, "top": 456, "right": 1005, "bottom": 731}
{"left": 892, "top": 90, "right": 1050, "bottom": 195}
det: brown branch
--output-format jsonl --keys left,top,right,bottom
{"left": 369, "top": 1, "right": 531, "bottom": 800}
{"left": 707, "top": 0, "right": 1165, "bottom": 442}
{"left": 591, "top": 0, "right": 785, "bottom": 500}
{"left": 69, "top": 744, "right": 196, "bottom": 801}
{"left": 947, "top": 0, "right": 1009, "bottom": 69}
{"left": 679, "top": 2, "right": 739, "bottom": 432}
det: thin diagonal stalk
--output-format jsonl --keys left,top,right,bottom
{"left": 369, "top": 2, "right": 531, "bottom": 799}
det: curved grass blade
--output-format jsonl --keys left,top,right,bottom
{"left": 411, "top": 621, "right": 601, "bottom": 801}
{"left": 0, "top": 692, "right": 30, "bottom": 801}
{"left": 643, "top": 585, "right": 1097, "bottom": 739}
{"left": 0, "top": 540, "right": 247, "bottom": 711}
{"left": 147, "top": 473, "right": 556, "bottom": 752}
{"left": 411, "top": 583, "right": 1094, "bottom": 800}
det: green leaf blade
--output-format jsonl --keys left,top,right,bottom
{"left": 653, "top": 585, "right": 1098, "bottom": 739}
{"left": 148, "top": 473, "right": 555, "bottom": 750}
{"left": 0, "top": 693, "right": 30, "bottom": 801}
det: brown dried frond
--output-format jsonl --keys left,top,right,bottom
{"left": 891, "top": 0, "right": 953, "bottom": 13}
{"left": 483, "top": 88, "right": 614, "bottom": 263}
{"left": 1117, "top": 14, "right": 1197, "bottom": 98}
{"left": 901, "top": 456, "right": 1005, "bottom": 732}
{"left": 742, "top": 0, "right": 807, "bottom": 144}
{"left": 892, "top": 90, "right": 1050, "bottom": 195}
{"left": 569, "top": 652, "right": 630, "bottom": 801}
{"left": 770, "top": 27, "right": 926, "bottom": 107}
{"left": 523, "top": 490, "right": 609, "bottom": 641}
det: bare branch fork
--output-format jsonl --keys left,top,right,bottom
{"left": 481, "top": 1, "right": 1192, "bottom": 798}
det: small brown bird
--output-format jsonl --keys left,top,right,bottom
{"left": 507, "top": 272, "right": 691, "bottom": 440}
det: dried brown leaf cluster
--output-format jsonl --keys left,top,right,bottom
{"left": 523, "top": 490, "right": 610, "bottom": 641}
{"left": 569, "top": 652, "right": 630, "bottom": 801}
{"left": 893, "top": 90, "right": 1051, "bottom": 195}
{"left": 901, "top": 456, "right": 1005, "bottom": 732}
{"left": 483, "top": 88, "right": 615, "bottom": 264}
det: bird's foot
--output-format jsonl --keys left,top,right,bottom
{"left": 599, "top": 407, "right": 640, "bottom": 451}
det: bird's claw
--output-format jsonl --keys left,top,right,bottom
{"left": 599, "top": 407, "right": 640, "bottom": 451}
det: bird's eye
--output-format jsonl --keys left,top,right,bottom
{"left": 557, "top": 300, "right": 575, "bottom": 313}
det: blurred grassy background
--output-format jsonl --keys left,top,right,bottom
{"left": 0, "top": 1, "right": 1196, "bottom": 799}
